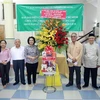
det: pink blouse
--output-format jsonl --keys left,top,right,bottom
{"left": 0, "top": 48, "right": 11, "bottom": 63}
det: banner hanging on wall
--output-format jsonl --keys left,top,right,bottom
{"left": 16, "top": 4, "right": 83, "bottom": 31}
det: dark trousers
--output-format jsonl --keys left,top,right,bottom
{"left": 84, "top": 67, "right": 97, "bottom": 87}
{"left": 0, "top": 62, "right": 10, "bottom": 86}
{"left": 13, "top": 60, "right": 25, "bottom": 83}
{"left": 26, "top": 62, "right": 38, "bottom": 84}
{"left": 69, "top": 66, "right": 81, "bottom": 86}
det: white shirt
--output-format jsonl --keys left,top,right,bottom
{"left": 10, "top": 46, "right": 25, "bottom": 64}
{"left": 83, "top": 42, "right": 100, "bottom": 68}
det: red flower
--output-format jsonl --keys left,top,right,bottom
{"left": 54, "top": 26, "right": 68, "bottom": 48}
{"left": 58, "top": 45, "right": 61, "bottom": 48}
{"left": 65, "top": 38, "right": 68, "bottom": 40}
{"left": 66, "top": 41, "right": 68, "bottom": 44}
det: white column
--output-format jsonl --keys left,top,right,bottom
{"left": 0, "top": 2, "right": 2, "bottom": 22}
{"left": 3, "top": 0, "right": 14, "bottom": 38}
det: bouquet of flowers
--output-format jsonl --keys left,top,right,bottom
{"left": 35, "top": 18, "right": 68, "bottom": 53}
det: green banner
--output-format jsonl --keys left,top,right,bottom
{"left": 16, "top": 4, "right": 83, "bottom": 31}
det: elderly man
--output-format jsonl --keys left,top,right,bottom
{"left": 82, "top": 34, "right": 100, "bottom": 89}
{"left": 10, "top": 39, "right": 26, "bottom": 85}
{"left": 66, "top": 33, "right": 83, "bottom": 89}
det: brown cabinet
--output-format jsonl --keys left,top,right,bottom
{"left": 0, "top": 25, "right": 5, "bottom": 40}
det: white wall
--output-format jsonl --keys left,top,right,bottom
{"left": 14, "top": 0, "right": 84, "bottom": 4}
{"left": 84, "top": 1, "right": 97, "bottom": 33}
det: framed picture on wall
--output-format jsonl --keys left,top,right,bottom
{"left": 0, "top": 25, "right": 5, "bottom": 40}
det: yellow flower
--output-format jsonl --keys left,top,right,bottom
{"left": 50, "top": 30, "right": 57, "bottom": 36}
{"left": 62, "top": 23, "right": 66, "bottom": 27}
{"left": 55, "top": 20, "right": 60, "bottom": 24}
{"left": 49, "top": 35, "right": 54, "bottom": 41}
{"left": 42, "top": 27, "right": 49, "bottom": 33}
{"left": 38, "top": 42, "right": 46, "bottom": 50}
{"left": 35, "top": 36, "right": 40, "bottom": 40}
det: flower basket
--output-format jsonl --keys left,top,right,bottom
{"left": 35, "top": 18, "right": 68, "bottom": 53}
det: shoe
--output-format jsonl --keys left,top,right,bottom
{"left": 66, "top": 83, "right": 73, "bottom": 87}
{"left": 34, "top": 83, "right": 37, "bottom": 85}
{"left": 22, "top": 83, "right": 26, "bottom": 85}
{"left": 77, "top": 85, "right": 81, "bottom": 90}
{"left": 6, "top": 83, "right": 9, "bottom": 85}
{"left": 3, "top": 85, "right": 6, "bottom": 88}
{"left": 82, "top": 85, "right": 88, "bottom": 88}
{"left": 92, "top": 86, "right": 99, "bottom": 90}
{"left": 28, "top": 84, "right": 32, "bottom": 87}
{"left": 13, "top": 82, "right": 19, "bottom": 85}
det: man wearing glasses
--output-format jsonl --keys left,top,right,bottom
{"left": 66, "top": 33, "right": 83, "bottom": 90}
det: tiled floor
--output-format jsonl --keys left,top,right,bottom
{"left": 0, "top": 75, "right": 100, "bottom": 100}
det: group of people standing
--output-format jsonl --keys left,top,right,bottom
{"left": 0, "top": 33, "right": 100, "bottom": 90}
{"left": 66, "top": 33, "right": 100, "bottom": 90}
{"left": 0, "top": 36, "right": 39, "bottom": 88}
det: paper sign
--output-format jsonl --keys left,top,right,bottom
{"left": 41, "top": 9, "right": 66, "bottom": 19}
{"left": 67, "top": 58, "right": 78, "bottom": 66}
{"left": 67, "top": 58, "right": 72, "bottom": 63}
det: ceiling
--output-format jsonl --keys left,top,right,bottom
{"left": 85, "top": 0, "right": 98, "bottom": 7}
{"left": 0, "top": 0, "right": 98, "bottom": 7}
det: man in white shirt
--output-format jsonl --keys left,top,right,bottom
{"left": 82, "top": 34, "right": 100, "bottom": 89}
{"left": 10, "top": 39, "right": 26, "bottom": 85}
